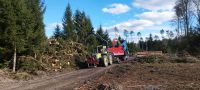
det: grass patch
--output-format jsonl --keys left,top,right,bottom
{"left": 11, "top": 72, "right": 33, "bottom": 80}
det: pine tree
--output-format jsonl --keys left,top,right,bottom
{"left": 96, "top": 25, "right": 110, "bottom": 46}
{"left": 0, "top": 0, "right": 31, "bottom": 72}
{"left": 25, "top": 0, "right": 46, "bottom": 58}
{"left": 79, "top": 12, "right": 87, "bottom": 44}
{"left": 0, "top": 0, "right": 46, "bottom": 71}
{"left": 73, "top": 10, "right": 94, "bottom": 44}
{"left": 73, "top": 10, "right": 82, "bottom": 42}
{"left": 83, "top": 15, "right": 94, "bottom": 44}
{"left": 73, "top": 10, "right": 98, "bottom": 52}
{"left": 62, "top": 3, "right": 74, "bottom": 40}
{"left": 54, "top": 24, "right": 62, "bottom": 39}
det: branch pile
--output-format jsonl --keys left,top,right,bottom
{"left": 18, "top": 39, "right": 88, "bottom": 73}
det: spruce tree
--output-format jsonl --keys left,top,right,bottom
{"left": 25, "top": 0, "right": 46, "bottom": 57}
{"left": 96, "top": 25, "right": 108, "bottom": 46}
{"left": 54, "top": 24, "right": 62, "bottom": 39}
{"left": 62, "top": 3, "right": 74, "bottom": 40}
{"left": 0, "top": 0, "right": 46, "bottom": 71}
{"left": 74, "top": 10, "right": 83, "bottom": 42}
{"left": 0, "top": 0, "right": 30, "bottom": 72}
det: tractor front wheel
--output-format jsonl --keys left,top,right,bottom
{"left": 103, "top": 55, "right": 108, "bottom": 67}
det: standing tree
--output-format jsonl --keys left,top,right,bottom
{"left": 0, "top": 0, "right": 47, "bottom": 72}
{"left": 140, "top": 37, "right": 144, "bottom": 50}
{"left": 137, "top": 32, "right": 141, "bottom": 49}
{"left": 25, "top": 0, "right": 46, "bottom": 58}
{"left": 192, "top": 0, "right": 200, "bottom": 28}
{"left": 114, "top": 27, "right": 119, "bottom": 38}
{"left": 137, "top": 32, "right": 141, "bottom": 41}
{"left": 123, "top": 29, "right": 129, "bottom": 41}
{"left": 62, "top": 3, "right": 74, "bottom": 40}
{"left": 54, "top": 24, "right": 62, "bottom": 39}
{"left": 174, "top": 2, "right": 183, "bottom": 36}
{"left": 74, "top": 10, "right": 82, "bottom": 42}
{"left": 160, "top": 29, "right": 165, "bottom": 39}
{"left": 145, "top": 37, "right": 149, "bottom": 51}
{"left": 130, "top": 31, "right": 134, "bottom": 42}
{"left": 0, "top": 0, "right": 31, "bottom": 72}
{"left": 169, "top": 31, "right": 175, "bottom": 39}
{"left": 81, "top": 13, "right": 93, "bottom": 44}
{"left": 147, "top": 34, "right": 153, "bottom": 51}
{"left": 96, "top": 25, "right": 109, "bottom": 46}
{"left": 174, "top": 0, "right": 193, "bottom": 36}
{"left": 154, "top": 35, "right": 159, "bottom": 41}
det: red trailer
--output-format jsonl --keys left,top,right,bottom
{"left": 107, "top": 39, "right": 129, "bottom": 62}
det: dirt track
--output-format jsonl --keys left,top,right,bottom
{"left": 1, "top": 64, "right": 116, "bottom": 90}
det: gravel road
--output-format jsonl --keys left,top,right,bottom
{"left": 1, "top": 65, "right": 116, "bottom": 90}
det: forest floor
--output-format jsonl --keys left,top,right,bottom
{"left": 0, "top": 56, "right": 200, "bottom": 90}
{"left": 77, "top": 61, "right": 200, "bottom": 90}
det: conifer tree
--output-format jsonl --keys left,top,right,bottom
{"left": 54, "top": 24, "right": 62, "bottom": 39}
{"left": 0, "top": 0, "right": 30, "bottom": 72}
{"left": 62, "top": 3, "right": 74, "bottom": 40}
{"left": 25, "top": 0, "right": 46, "bottom": 57}
{"left": 0, "top": 0, "right": 46, "bottom": 71}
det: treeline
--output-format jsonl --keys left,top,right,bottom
{"left": 0, "top": 0, "right": 46, "bottom": 72}
{"left": 172, "top": 0, "right": 200, "bottom": 55}
{"left": 136, "top": 0, "right": 200, "bottom": 56}
{"left": 52, "top": 4, "right": 110, "bottom": 53}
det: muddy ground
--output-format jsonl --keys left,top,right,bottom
{"left": 77, "top": 61, "right": 200, "bottom": 90}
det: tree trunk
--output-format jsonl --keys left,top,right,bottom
{"left": 13, "top": 46, "right": 16, "bottom": 73}
{"left": 34, "top": 53, "right": 37, "bottom": 59}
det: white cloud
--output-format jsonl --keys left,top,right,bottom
{"left": 133, "top": 0, "right": 176, "bottom": 11}
{"left": 45, "top": 22, "right": 62, "bottom": 30}
{"left": 102, "top": 3, "right": 131, "bottom": 14}
{"left": 104, "top": 19, "right": 154, "bottom": 32}
{"left": 136, "top": 11, "right": 175, "bottom": 24}
{"left": 106, "top": 24, "right": 174, "bottom": 42}
{"left": 100, "top": 0, "right": 177, "bottom": 43}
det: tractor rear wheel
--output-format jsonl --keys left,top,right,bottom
{"left": 116, "top": 57, "right": 121, "bottom": 64}
{"left": 103, "top": 55, "right": 108, "bottom": 67}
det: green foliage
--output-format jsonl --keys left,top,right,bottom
{"left": 136, "top": 56, "right": 157, "bottom": 63}
{"left": 17, "top": 57, "right": 43, "bottom": 73}
{"left": 0, "top": 0, "right": 46, "bottom": 70}
{"left": 171, "top": 30, "right": 200, "bottom": 56}
{"left": 53, "top": 24, "right": 62, "bottom": 39}
{"left": 96, "top": 25, "right": 110, "bottom": 46}
{"left": 62, "top": 3, "right": 74, "bottom": 40}
{"left": 60, "top": 4, "right": 111, "bottom": 53}
{"left": 127, "top": 42, "right": 139, "bottom": 54}
{"left": 123, "top": 29, "right": 129, "bottom": 40}
{"left": 12, "top": 72, "right": 33, "bottom": 80}
{"left": 138, "top": 28, "right": 200, "bottom": 56}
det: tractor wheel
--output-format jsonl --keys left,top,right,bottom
{"left": 116, "top": 57, "right": 121, "bottom": 64}
{"left": 103, "top": 55, "right": 108, "bottom": 67}
{"left": 109, "top": 55, "right": 113, "bottom": 65}
{"left": 123, "top": 56, "right": 128, "bottom": 61}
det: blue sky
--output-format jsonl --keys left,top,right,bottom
{"left": 44, "top": 0, "right": 176, "bottom": 42}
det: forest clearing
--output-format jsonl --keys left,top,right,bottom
{"left": 0, "top": 0, "right": 200, "bottom": 90}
